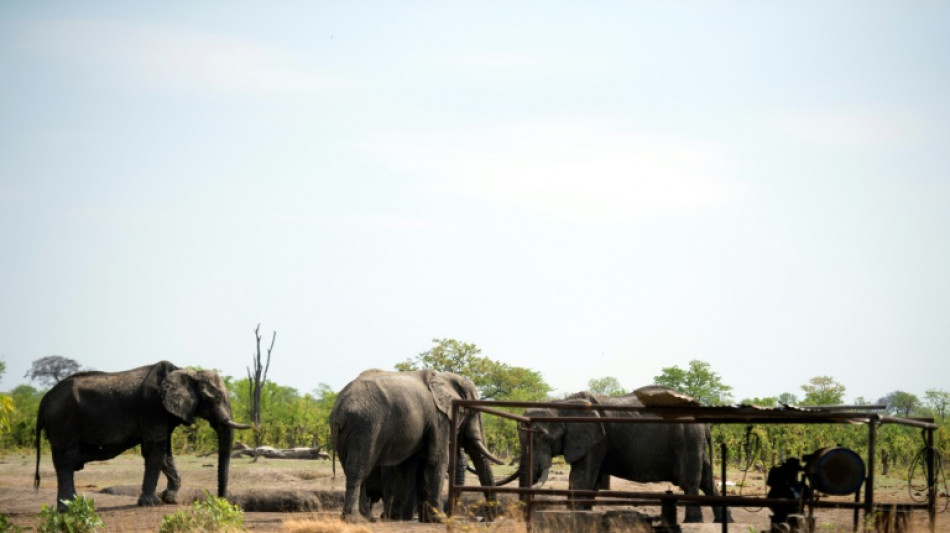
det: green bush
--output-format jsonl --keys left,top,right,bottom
{"left": 36, "top": 497, "right": 104, "bottom": 533}
{"left": 0, "top": 513, "right": 29, "bottom": 533}
{"left": 159, "top": 492, "right": 244, "bottom": 533}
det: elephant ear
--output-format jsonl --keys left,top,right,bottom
{"left": 561, "top": 402, "right": 606, "bottom": 465}
{"left": 427, "top": 370, "right": 458, "bottom": 419}
{"left": 161, "top": 369, "right": 199, "bottom": 424}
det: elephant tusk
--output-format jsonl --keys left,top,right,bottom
{"left": 495, "top": 470, "right": 520, "bottom": 486}
{"left": 474, "top": 440, "right": 506, "bottom": 465}
{"left": 224, "top": 420, "right": 252, "bottom": 430}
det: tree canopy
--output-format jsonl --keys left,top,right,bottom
{"left": 396, "top": 338, "right": 551, "bottom": 401}
{"left": 800, "top": 376, "right": 846, "bottom": 405}
{"left": 653, "top": 359, "right": 733, "bottom": 406}
{"left": 924, "top": 389, "right": 950, "bottom": 420}
{"left": 588, "top": 376, "right": 627, "bottom": 396}
{"left": 877, "top": 390, "right": 920, "bottom": 417}
{"left": 25, "top": 356, "right": 83, "bottom": 388}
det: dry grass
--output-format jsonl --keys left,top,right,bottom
{"left": 281, "top": 516, "right": 372, "bottom": 533}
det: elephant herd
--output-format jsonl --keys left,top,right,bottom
{"left": 33, "top": 361, "right": 729, "bottom": 523}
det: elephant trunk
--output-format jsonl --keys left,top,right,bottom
{"left": 517, "top": 448, "right": 529, "bottom": 488}
{"left": 516, "top": 448, "right": 547, "bottom": 488}
{"left": 216, "top": 424, "right": 233, "bottom": 499}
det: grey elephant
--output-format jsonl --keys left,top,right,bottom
{"left": 366, "top": 450, "right": 469, "bottom": 520}
{"left": 515, "top": 389, "right": 730, "bottom": 523}
{"left": 330, "top": 369, "right": 504, "bottom": 522}
{"left": 34, "top": 361, "right": 250, "bottom": 512}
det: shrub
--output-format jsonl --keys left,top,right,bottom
{"left": 0, "top": 513, "right": 29, "bottom": 533}
{"left": 159, "top": 492, "right": 245, "bottom": 533}
{"left": 36, "top": 496, "right": 104, "bottom": 533}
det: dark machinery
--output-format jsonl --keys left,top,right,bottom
{"left": 766, "top": 447, "right": 866, "bottom": 529}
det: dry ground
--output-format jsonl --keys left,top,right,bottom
{"left": 0, "top": 452, "right": 944, "bottom": 532}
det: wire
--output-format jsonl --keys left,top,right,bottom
{"left": 906, "top": 439, "right": 948, "bottom": 512}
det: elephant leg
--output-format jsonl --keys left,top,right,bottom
{"left": 419, "top": 456, "right": 448, "bottom": 523}
{"left": 52, "top": 449, "right": 79, "bottom": 513}
{"left": 567, "top": 451, "right": 604, "bottom": 511}
{"left": 682, "top": 481, "right": 704, "bottom": 523}
{"left": 160, "top": 451, "right": 181, "bottom": 504}
{"left": 340, "top": 446, "right": 373, "bottom": 522}
{"left": 138, "top": 442, "right": 164, "bottom": 506}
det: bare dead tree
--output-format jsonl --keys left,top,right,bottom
{"left": 247, "top": 323, "right": 276, "bottom": 448}
{"left": 25, "top": 356, "right": 83, "bottom": 388}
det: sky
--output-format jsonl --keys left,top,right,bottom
{"left": 1, "top": 1, "right": 948, "bottom": 405}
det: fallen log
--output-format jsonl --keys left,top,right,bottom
{"left": 231, "top": 445, "right": 330, "bottom": 460}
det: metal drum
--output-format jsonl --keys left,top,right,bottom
{"left": 804, "top": 447, "right": 866, "bottom": 495}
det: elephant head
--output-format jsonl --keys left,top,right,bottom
{"left": 426, "top": 370, "right": 505, "bottom": 497}
{"left": 159, "top": 368, "right": 250, "bottom": 498}
{"left": 506, "top": 400, "right": 605, "bottom": 488}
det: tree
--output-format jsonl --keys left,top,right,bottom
{"left": 777, "top": 392, "right": 799, "bottom": 406}
{"left": 588, "top": 376, "right": 627, "bottom": 396}
{"left": 800, "top": 376, "right": 846, "bottom": 405}
{"left": 246, "top": 324, "right": 276, "bottom": 447}
{"left": 653, "top": 360, "right": 733, "bottom": 406}
{"left": 741, "top": 396, "right": 777, "bottom": 407}
{"left": 25, "top": 356, "right": 82, "bottom": 388}
{"left": 396, "top": 338, "right": 482, "bottom": 376}
{"left": 877, "top": 391, "right": 920, "bottom": 417}
{"left": 924, "top": 389, "right": 950, "bottom": 420}
{"left": 397, "top": 338, "right": 551, "bottom": 401}
{"left": 0, "top": 361, "right": 12, "bottom": 438}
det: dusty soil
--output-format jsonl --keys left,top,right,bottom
{"left": 0, "top": 452, "right": 944, "bottom": 532}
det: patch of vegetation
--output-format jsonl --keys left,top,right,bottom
{"left": 0, "top": 513, "right": 30, "bottom": 533}
{"left": 36, "top": 496, "right": 104, "bottom": 533}
{"left": 159, "top": 492, "right": 245, "bottom": 533}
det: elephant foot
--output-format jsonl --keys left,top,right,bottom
{"left": 161, "top": 489, "right": 179, "bottom": 504}
{"left": 138, "top": 493, "right": 163, "bottom": 507}
{"left": 56, "top": 500, "right": 72, "bottom": 513}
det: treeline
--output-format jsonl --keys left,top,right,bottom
{"left": 1, "top": 348, "right": 947, "bottom": 477}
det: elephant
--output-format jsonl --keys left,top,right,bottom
{"left": 366, "top": 450, "right": 468, "bottom": 521}
{"left": 330, "top": 368, "right": 504, "bottom": 522}
{"left": 34, "top": 361, "right": 250, "bottom": 512}
{"left": 513, "top": 389, "right": 730, "bottom": 523}
{"left": 364, "top": 455, "right": 425, "bottom": 520}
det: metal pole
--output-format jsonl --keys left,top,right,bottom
{"left": 865, "top": 415, "right": 877, "bottom": 522}
{"left": 447, "top": 401, "right": 459, "bottom": 518}
{"left": 721, "top": 441, "right": 728, "bottom": 533}
{"left": 927, "top": 427, "right": 936, "bottom": 533}
{"left": 524, "top": 421, "right": 535, "bottom": 527}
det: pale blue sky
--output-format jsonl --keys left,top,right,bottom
{"left": 2, "top": 1, "right": 948, "bottom": 403}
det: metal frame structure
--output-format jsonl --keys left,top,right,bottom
{"left": 447, "top": 399, "right": 939, "bottom": 532}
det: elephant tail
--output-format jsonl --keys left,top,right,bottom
{"left": 34, "top": 416, "right": 43, "bottom": 492}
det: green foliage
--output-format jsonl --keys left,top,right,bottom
{"left": 801, "top": 376, "right": 846, "bottom": 405}
{"left": 877, "top": 390, "right": 920, "bottom": 417}
{"left": 159, "top": 492, "right": 244, "bottom": 533}
{"left": 588, "top": 376, "right": 627, "bottom": 396}
{"left": 0, "top": 513, "right": 28, "bottom": 533}
{"left": 173, "top": 379, "right": 337, "bottom": 453}
{"left": 740, "top": 397, "right": 777, "bottom": 407}
{"left": 36, "top": 497, "right": 104, "bottom": 533}
{"left": 653, "top": 360, "right": 733, "bottom": 405}
{"left": 923, "top": 389, "right": 949, "bottom": 420}
{"left": 2, "top": 385, "right": 43, "bottom": 450}
{"left": 777, "top": 392, "right": 799, "bottom": 406}
{"left": 398, "top": 338, "right": 552, "bottom": 402}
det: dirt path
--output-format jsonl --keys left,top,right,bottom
{"left": 1, "top": 453, "right": 944, "bottom": 532}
